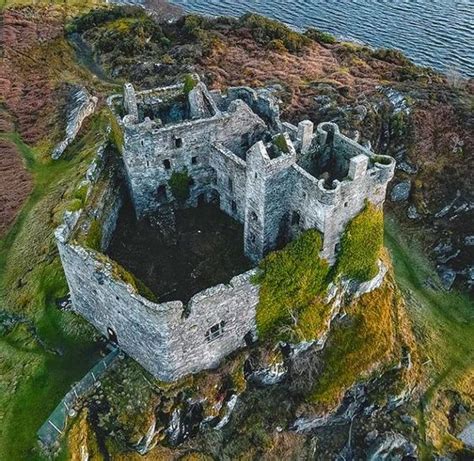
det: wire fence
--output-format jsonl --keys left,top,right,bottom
{"left": 37, "top": 347, "right": 120, "bottom": 447}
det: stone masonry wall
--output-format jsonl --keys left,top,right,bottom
{"left": 57, "top": 226, "right": 258, "bottom": 381}
{"left": 122, "top": 99, "right": 267, "bottom": 217}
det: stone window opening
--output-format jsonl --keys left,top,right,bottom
{"left": 254, "top": 172, "right": 258, "bottom": 179}
{"left": 205, "top": 321, "right": 226, "bottom": 342}
{"left": 156, "top": 185, "right": 167, "bottom": 203}
{"left": 228, "top": 177, "right": 233, "bottom": 192}
{"left": 344, "top": 201, "right": 348, "bottom": 207}
{"left": 231, "top": 200, "right": 237, "bottom": 213}
{"left": 175, "top": 137, "right": 183, "bottom": 148}
{"left": 191, "top": 156, "right": 198, "bottom": 165}
{"left": 163, "top": 159, "right": 171, "bottom": 170}
{"left": 107, "top": 327, "right": 118, "bottom": 344}
{"left": 140, "top": 140, "right": 144, "bottom": 147}
{"left": 250, "top": 211, "right": 258, "bottom": 223}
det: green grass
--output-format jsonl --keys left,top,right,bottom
{"left": 384, "top": 214, "right": 474, "bottom": 458}
{"left": 310, "top": 280, "right": 396, "bottom": 407}
{"left": 336, "top": 201, "right": 383, "bottom": 281}
{"left": 0, "top": 119, "right": 107, "bottom": 460}
{"left": 253, "top": 229, "right": 331, "bottom": 342}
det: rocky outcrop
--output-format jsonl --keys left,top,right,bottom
{"left": 52, "top": 86, "right": 97, "bottom": 159}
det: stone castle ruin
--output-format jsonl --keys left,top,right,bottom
{"left": 56, "top": 78, "right": 395, "bottom": 382}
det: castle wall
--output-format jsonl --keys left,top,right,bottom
{"left": 122, "top": 100, "right": 266, "bottom": 217}
{"left": 56, "top": 228, "right": 258, "bottom": 381}
{"left": 209, "top": 144, "right": 247, "bottom": 223}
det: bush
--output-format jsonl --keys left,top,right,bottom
{"left": 67, "top": 6, "right": 145, "bottom": 34}
{"left": 239, "top": 13, "right": 310, "bottom": 53}
{"left": 253, "top": 230, "right": 331, "bottom": 342}
{"left": 168, "top": 170, "right": 191, "bottom": 202}
{"left": 183, "top": 74, "right": 198, "bottom": 94}
{"left": 305, "top": 28, "right": 336, "bottom": 45}
{"left": 267, "top": 39, "right": 287, "bottom": 53}
{"left": 371, "top": 48, "right": 411, "bottom": 66}
{"left": 335, "top": 201, "right": 383, "bottom": 281}
{"left": 274, "top": 134, "right": 289, "bottom": 153}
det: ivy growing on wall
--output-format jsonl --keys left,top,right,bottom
{"left": 168, "top": 170, "right": 192, "bottom": 202}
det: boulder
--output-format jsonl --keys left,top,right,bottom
{"left": 390, "top": 181, "right": 411, "bottom": 202}
{"left": 368, "top": 432, "right": 417, "bottom": 461}
{"left": 437, "top": 265, "right": 456, "bottom": 290}
{"left": 407, "top": 205, "right": 420, "bottom": 220}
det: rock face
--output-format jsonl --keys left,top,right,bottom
{"left": 390, "top": 181, "right": 411, "bottom": 202}
{"left": 458, "top": 421, "right": 474, "bottom": 448}
{"left": 52, "top": 86, "right": 97, "bottom": 159}
{"left": 368, "top": 432, "right": 417, "bottom": 461}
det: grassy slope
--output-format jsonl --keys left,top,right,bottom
{"left": 0, "top": 0, "right": 103, "bottom": 10}
{"left": 0, "top": 121, "right": 108, "bottom": 460}
{"left": 384, "top": 214, "right": 474, "bottom": 457}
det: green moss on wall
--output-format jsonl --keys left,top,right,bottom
{"left": 253, "top": 230, "right": 331, "bottom": 342}
{"left": 274, "top": 133, "right": 289, "bottom": 153}
{"left": 335, "top": 201, "right": 383, "bottom": 282}
{"left": 84, "top": 218, "right": 102, "bottom": 252}
{"left": 106, "top": 109, "right": 124, "bottom": 154}
{"left": 109, "top": 258, "right": 158, "bottom": 302}
{"left": 168, "top": 170, "right": 191, "bottom": 202}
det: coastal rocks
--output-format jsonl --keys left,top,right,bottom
{"left": 52, "top": 86, "right": 97, "bottom": 160}
{"left": 379, "top": 87, "right": 411, "bottom": 115}
{"left": 390, "top": 181, "right": 411, "bottom": 202}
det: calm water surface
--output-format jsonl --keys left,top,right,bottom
{"left": 172, "top": 0, "right": 474, "bottom": 76}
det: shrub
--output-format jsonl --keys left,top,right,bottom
{"left": 305, "top": 28, "right": 336, "bottom": 45}
{"left": 267, "top": 39, "right": 287, "bottom": 53}
{"left": 372, "top": 48, "right": 411, "bottom": 66}
{"left": 74, "top": 184, "right": 89, "bottom": 204}
{"left": 274, "top": 134, "right": 289, "bottom": 153}
{"left": 168, "top": 170, "right": 191, "bottom": 202}
{"left": 67, "top": 6, "right": 145, "bottom": 34}
{"left": 253, "top": 230, "right": 331, "bottom": 342}
{"left": 239, "top": 13, "right": 310, "bottom": 53}
{"left": 183, "top": 74, "right": 198, "bottom": 94}
{"left": 335, "top": 201, "right": 383, "bottom": 282}
{"left": 66, "top": 199, "right": 83, "bottom": 212}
